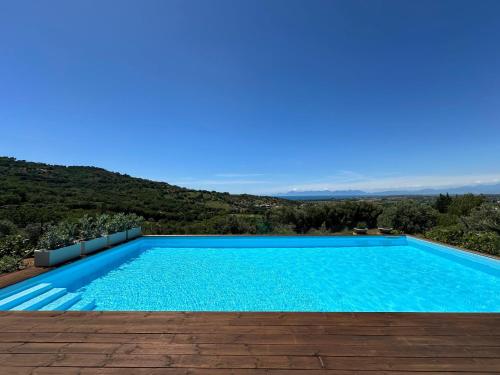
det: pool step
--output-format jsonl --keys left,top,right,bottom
{"left": 68, "top": 299, "right": 95, "bottom": 311}
{"left": 39, "top": 292, "right": 82, "bottom": 311}
{"left": 0, "top": 283, "right": 52, "bottom": 310}
{"left": 10, "top": 288, "right": 67, "bottom": 311}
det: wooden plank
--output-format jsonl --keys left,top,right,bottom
{"left": 1, "top": 353, "right": 500, "bottom": 371}
{"left": 1, "top": 331, "right": 499, "bottom": 346}
{"left": 2, "top": 341, "right": 500, "bottom": 358}
{"left": 2, "top": 323, "right": 498, "bottom": 336}
{"left": 0, "top": 369, "right": 494, "bottom": 375}
{"left": 0, "top": 267, "right": 48, "bottom": 290}
{"left": 2, "top": 311, "right": 500, "bottom": 322}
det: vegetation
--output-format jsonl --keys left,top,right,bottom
{"left": 38, "top": 213, "right": 143, "bottom": 250}
{"left": 377, "top": 200, "right": 437, "bottom": 234}
{"left": 0, "top": 156, "right": 288, "bottom": 232}
{"left": 426, "top": 202, "right": 500, "bottom": 256}
{"left": 0, "top": 156, "right": 499, "bottom": 274}
{"left": 0, "top": 212, "right": 142, "bottom": 273}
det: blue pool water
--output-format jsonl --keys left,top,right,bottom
{"left": 1, "top": 236, "right": 499, "bottom": 312}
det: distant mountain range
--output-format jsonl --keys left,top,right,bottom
{"left": 276, "top": 183, "right": 500, "bottom": 199}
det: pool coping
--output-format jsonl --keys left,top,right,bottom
{"left": 407, "top": 234, "right": 500, "bottom": 261}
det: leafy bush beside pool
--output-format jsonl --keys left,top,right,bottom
{"left": 38, "top": 213, "right": 143, "bottom": 251}
{"left": 425, "top": 203, "right": 500, "bottom": 256}
{"left": 33, "top": 213, "right": 143, "bottom": 267}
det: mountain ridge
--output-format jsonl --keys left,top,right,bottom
{"left": 277, "top": 183, "right": 500, "bottom": 198}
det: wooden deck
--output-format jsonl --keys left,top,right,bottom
{"left": 0, "top": 312, "right": 498, "bottom": 374}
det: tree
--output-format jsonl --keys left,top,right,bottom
{"left": 377, "top": 200, "right": 437, "bottom": 234}
{"left": 447, "top": 194, "right": 485, "bottom": 216}
{"left": 434, "top": 193, "right": 452, "bottom": 213}
{"left": 461, "top": 203, "right": 500, "bottom": 235}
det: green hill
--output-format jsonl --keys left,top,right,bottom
{"left": 0, "top": 157, "right": 292, "bottom": 233}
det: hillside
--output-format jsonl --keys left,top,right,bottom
{"left": 0, "top": 157, "right": 291, "bottom": 232}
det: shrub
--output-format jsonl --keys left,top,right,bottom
{"left": 124, "top": 213, "right": 144, "bottom": 230}
{"left": 113, "top": 213, "right": 129, "bottom": 232}
{"left": 377, "top": 200, "right": 437, "bottom": 234}
{"left": 0, "top": 219, "right": 18, "bottom": 238}
{"left": 0, "top": 234, "right": 31, "bottom": 258}
{"left": 270, "top": 224, "right": 296, "bottom": 235}
{"left": 212, "top": 215, "right": 256, "bottom": 234}
{"left": 95, "top": 214, "right": 111, "bottom": 235}
{"left": 325, "top": 202, "right": 381, "bottom": 231}
{"left": 425, "top": 225, "right": 464, "bottom": 246}
{"left": 78, "top": 215, "right": 99, "bottom": 240}
{"left": 436, "top": 213, "right": 459, "bottom": 227}
{"left": 461, "top": 231, "right": 500, "bottom": 256}
{"left": 461, "top": 203, "right": 500, "bottom": 235}
{"left": 0, "top": 255, "right": 23, "bottom": 274}
{"left": 103, "top": 213, "right": 128, "bottom": 234}
{"left": 306, "top": 226, "right": 330, "bottom": 235}
{"left": 376, "top": 212, "right": 392, "bottom": 228}
{"left": 79, "top": 213, "right": 144, "bottom": 238}
{"left": 24, "top": 223, "right": 43, "bottom": 246}
{"left": 37, "top": 223, "right": 76, "bottom": 250}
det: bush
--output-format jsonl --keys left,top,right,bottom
{"left": 0, "top": 234, "right": 32, "bottom": 258}
{"left": 124, "top": 213, "right": 143, "bottom": 229}
{"left": 95, "top": 214, "right": 111, "bottom": 235}
{"left": 376, "top": 212, "right": 392, "bottom": 228}
{"left": 110, "top": 213, "right": 129, "bottom": 233}
{"left": 461, "top": 203, "right": 500, "bottom": 235}
{"left": 326, "top": 202, "right": 381, "bottom": 230}
{"left": 275, "top": 201, "right": 382, "bottom": 234}
{"left": 0, "top": 219, "right": 18, "bottom": 238}
{"left": 212, "top": 215, "right": 256, "bottom": 234}
{"left": 37, "top": 223, "right": 76, "bottom": 250}
{"left": 39, "top": 213, "right": 145, "bottom": 247}
{"left": 0, "top": 255, "right": 23, "bottom": 274}
{"left": 78, "top": 215, "right": 99, "bottom": 240}
{"left": 461, "top": 231, "right": 500, "bottom": 256}
{"left": 377, "top": 200, "right": 437, "bottom": 234}
{"left": 24, "top": 223, "right": 43, "bottom": 246}
{"left": 103, "top": 213, "right": 138, "bottom": 234}
{"left": 436, "top": 213, "right": 459, "bottom": 227}
{"left": 425, "top": 225, "right": 464, "bottom": 246}
{"left": 270, "top": 224, "right": 296, "bottom": 235}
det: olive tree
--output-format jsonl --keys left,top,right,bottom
{"left": 377, "top": 200, "right": 437, "bottom": 234}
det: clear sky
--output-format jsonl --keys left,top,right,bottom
{"left": 1, "top": 0, "right": 499, "bottom": 194}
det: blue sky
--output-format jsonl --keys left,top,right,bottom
{"left": 1, "top": 0, "right": 499, "bottom": 194}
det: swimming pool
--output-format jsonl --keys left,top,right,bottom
{"left": 0, "top": 236, "right": 499, "bottom": 312}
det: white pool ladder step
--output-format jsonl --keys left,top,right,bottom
{"left": 0, "top": 283, "right": 52, "bottom": 310}
{"left": 68, "top": 299, "right": 96, "bottom": 311}
{"left": 40, "top": 292, "right": 82, "bottom": 311}
{"left": 10, "top": 288, "right": 67, "bottom": 311}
